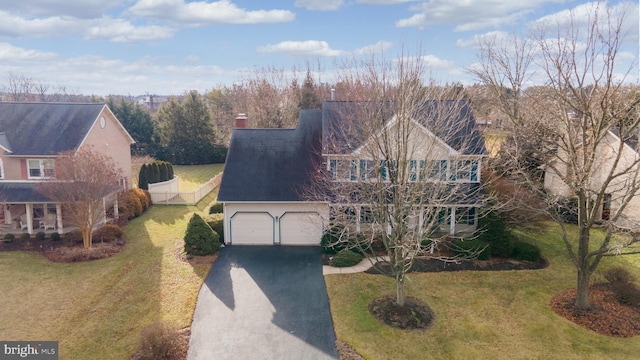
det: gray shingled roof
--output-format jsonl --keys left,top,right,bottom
{"left": 0, "top": 182, "right": 51, "bottom": 202}
{"left": 217, "top": 110, "right": 323, "bottom": 202}
{"left": 0, "top": 102, "right": 105, "bottom": 155}
{"left": 322, "top": 100, "right": 488, "bottom": 156}
{"left": 219, "top": 101, "right": 488, "bottom": 203}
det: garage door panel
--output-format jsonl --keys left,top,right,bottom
{"left": 280, "top": 212, "right": 322, "bottom": 245}
{"left": 230, "top": 212, "right": 274, "bottom": 245}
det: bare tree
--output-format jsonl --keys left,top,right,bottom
{"left": 2, "top": 73, "right": 78, "bottom": 102}
{"left": 38, "top": 147, "right": 124, "bottom": 249}
{"left": 471, "top": 2, "right": 640, "bottom": 309}
{"left": 310, "top": 51, "right": 488, "bottom": 307}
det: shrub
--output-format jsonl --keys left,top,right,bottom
{"left": 50, "top": 232, "right": 61, "bottom": 242}
{"left": 93, "top": 224, "right": 124, "bottom": 243}
{"left": 554, "top": 197, "right": 579, "bottom": 225}
{"left": 132, "top": 187, "right": 151, "bottom": 211}
{"left": 125, "top": 190, "right": 143, "bottom": 219}
{"left": 209, "top": 203, "right": 224, "bottom": 214}
{"left": 512, "top": 241, "right": 541, "bottom": 261}
{"left": 207, "top": 218, "right": 224, "bottom": 244}
{"left": 63, "top": 230, "right": 83, "bottom": 247}
{"left": 136, "top": 322, "right": 182, "bottom": 360}
{"left": 451, "top": 238, "right": 491, "bottom": 260}
{"left": 35, "top": 231, "right": 46, "bottom": 241}
{"left": 138, "top": 164, "right": 149, "bottom": 190}
{"left": 4, "top": 233, "right": 14, "bottom": 243}
{"left": 347, "top": 232, "right": 371, "bottom": 255}
{"left": 184, "top": 214, "right": 221, "bottom": 256}
{"left": 610, "top": 282, "right": 640, "bottom": 308}
{"left": 604, "top": 266, "right": 636, "bottom": 284}
{"left": 330, "top": 250, "right": 363, "bottom": 267}
{"left": 19, "top": 233, "right": 31, "bottom": 243}
{"left": 321, "top": 225, "right": 347, "bottom": 254}
{"left": 478, "top": 211, "right": 513, "bottom": 258}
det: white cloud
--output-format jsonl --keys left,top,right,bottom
{"left": 129, "top": 0, "right": 295, "bottom": 25}
{"left": 357, "top": 0, "right": 414, "bottom": 4}
{"left": 85, "top": 19, "right": 176, "bottom": 43}
{"left": 456, "top": 31, "right": 510, "bottom": 48}
{"left": 396, "top": 0, "right": 551, "bottom": 31}
{"left": 0, "top": 10, "right": 88, "bottom": 38}
{"left": 421, "top": 54, "right": 454, "bottom": 69}
{"left": 0, "top": 43, "right": 58, "bottom": 63}
{"left": 257, "top": 40, "right": 344, "bottom": 57}
{"left": 353, "top": 41, "right": 394, "bottom": 55}
{"left": 295, "top": 0, "right": 344, "bottom": 11}
{"left": 0, "top": 0, "right": 124, "bottom": 19}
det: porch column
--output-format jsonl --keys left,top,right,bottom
{"left": 102, "top": 197, "right": 107, "bottom": 225}
{"left": 113, "top": 196, "right": 119, "bottom": 219}
{"left": 449, "top": 207, "right": 456, "bottom": 236}
{"left": 25, "top": 203, "right": 33, "bottom": 234}
{"left": 56, "top": 204, "right": 63, "bottom": 233}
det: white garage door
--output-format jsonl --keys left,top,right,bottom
{"left": 280, "top": 212, "right": 323, "bottom": 245}
{"left": 230, "top": 212, "right": 274, "bottom": 245}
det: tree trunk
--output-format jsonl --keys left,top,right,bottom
{"left": 82, "top": 228, "right": 92, "bottom": 249}
{"left": 575, "top": 224, "right": 591, "bottom": 309}
{"left": 396, "top": 274, "right": 406, "bottom": 306}
{"left": 575, "top": 267, "right": 591, "bottom": 309}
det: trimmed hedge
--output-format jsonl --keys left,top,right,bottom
{"left": 451, "top": 238, "right": 492, "bottom": 260}
{"left": 184, "top": 213, "right": 221, "bottom": 256}
{"left": 478, "top": 211, "right": 513, "bottom": 258}
{"left": 93, "top": 224, "right": 124, "bottom": 243}
{"left": 330, "top": 250, "right": 363, "bottom": 267}
{"left": 207, "top": 218, "right": 224, "bottom": 244}
{"left": 209, "top": 203, "right": 223, "bottom": 214}
{"left": 512, "top": 241, "right": 541, "bottom": 261}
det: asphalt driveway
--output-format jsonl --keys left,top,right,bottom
{"left": 187, "top": 246, "right": 339, "bottom": 360}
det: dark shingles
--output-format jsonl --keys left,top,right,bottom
{"left": 217, "top": 110, "right": 323, "bottom": 202}
{"left": 0, "top": 102, "right": 104, "bottom": 155}
{"left": 0, "top": 182, "right": 51, "bottom": 202}
{"left": 322, "top": 100, "right": 488, "bottom": 156}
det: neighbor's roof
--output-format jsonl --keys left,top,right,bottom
{"left": 322, "top": 100, "right": 488, "bottom": 156}
{"left": 0, "top": 102, "right": 127, "bottom": 156}
{"left": 217, "top": 109, "right": 323, "bottom": 202}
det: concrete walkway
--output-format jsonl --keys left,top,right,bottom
{"left": 322, "top": 256, "right": 386, "bottom": 275}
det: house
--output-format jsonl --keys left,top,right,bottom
{"left": 217, "top": 100, "right": 488, "bottom": 245}
{"left": 0, "top": 102, "right": 135, "bottom": 235}
{"left": 544, "top": 128, "right": 640, "bottom": 228}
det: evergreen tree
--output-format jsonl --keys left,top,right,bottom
{"left": 138, "top": 163, "right": 149, "bottom": 190}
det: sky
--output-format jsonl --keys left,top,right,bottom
{"left": 0, "top": 0, "right": 638, "bottom": 97}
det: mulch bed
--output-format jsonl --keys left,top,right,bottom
{"left": 0, "top": 238, "right": 126, "bottom": 262}
{"left": 550, "top": 283, "right": 640, "bottom": 337}
{"left": 365, "top": 256, "right": 548, "bottom": 274}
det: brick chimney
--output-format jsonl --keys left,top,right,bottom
{"left": 235, "top": 113, "right": 248, "bottom": 128}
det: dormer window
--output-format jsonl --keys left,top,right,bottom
{"left": 28, "top": 159, "right": 55, "bottom": 179}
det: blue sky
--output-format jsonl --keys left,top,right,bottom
{"left": 0, "top": 0, "right": 637, "bottom": 96}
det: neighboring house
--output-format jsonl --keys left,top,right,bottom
{"left": 218, "top": 100, "right": 488, "bottom": 245}
{"left": 0, "top": 102, "right": 135, "bottom": 235}
{"left": 544, "top": 129, "right": 640, "bottom": 227}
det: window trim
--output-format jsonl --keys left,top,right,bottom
{"left": 27, "top": 158, "right": 55, "bottom": 179}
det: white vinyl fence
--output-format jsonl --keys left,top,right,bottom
{"left": 149, "top": 173, "right": 222, "bottom": 205}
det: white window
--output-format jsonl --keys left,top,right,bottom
{"left": 0, "top": 158, "right": 4, "bottom": 179}
{"left": 27, "top": 159, "right": 55, "bottom": 179}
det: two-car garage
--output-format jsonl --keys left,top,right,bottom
{"left": 224, "top": 203, "right": 328, "bottom": 246}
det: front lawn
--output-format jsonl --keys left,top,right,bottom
{"left": 0, "top": 166, "right": 222, "bottom": 359}
{"left": 326, "top": 222, "right": 640, "bottom": 360}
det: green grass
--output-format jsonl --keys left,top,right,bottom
{"left": 326, "top": 222, "right": 640, "bottom": 360}
{"left": 0, "top": 168, "right": 220, "bottom": 360}
{"left": 174, "top": 164, "right": 224, "bottom": 192}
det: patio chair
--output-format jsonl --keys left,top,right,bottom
{"left": 20, "top": 215, "right": 28, "bottom": 231}
{"left": 41, "top": 214, "right": 56, "bottom": 231}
